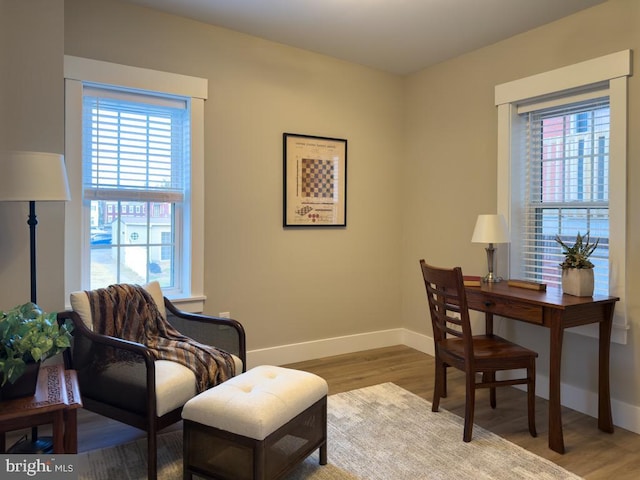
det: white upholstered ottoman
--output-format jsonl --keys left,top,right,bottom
{"left": 182, "top": 365, "right": 328, "bottom": 480}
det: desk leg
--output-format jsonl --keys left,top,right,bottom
{"left": 52, "top": 411, "right": 65, "bottom": 454}
{"left": 485, "top": 312, "right": 494, "bottom": 336}
{"left": 64, "top": 409, "right": 78, "bottom": 454}
{"left": 484, "top": 313, "right": 496, "bottom": 408}
{"left": 598, "top": 305, "right": 614, "bottom": 433}
{"left": 548, "top": 317, "right": 565, "bottom": 454}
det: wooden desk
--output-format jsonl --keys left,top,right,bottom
{"left": 465, "top": 282, "right": 618, "bottom": 453}
{"left": 0, "top": 364, "right": 82, "bottom": 453}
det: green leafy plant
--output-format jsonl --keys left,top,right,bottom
{"left": 555, "top": 232, "right": 599, "bottom": 270}
{"left": 0, "top": 302, "right": 73, "bottom": 386}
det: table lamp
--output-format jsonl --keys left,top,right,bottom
{"left": 0, "top": 151, "right": 71, "bottom": 304}
{"left": 471, "top": 214, "right": 509, "bottom": 283}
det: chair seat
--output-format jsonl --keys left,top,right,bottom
{"left": 80, "top": 355, "right": 243, "bottom": 417}
{"left": 156, "top": 360, "right": 198, "bottom": 416}
{"left": 439, "top": 335, "right": 537, "bottom": 362}
{"left": 157, "top": 355, "right": 244, "bottom": 416}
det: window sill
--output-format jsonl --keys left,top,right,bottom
{"left": 167, "top": 295, "right": 206, "bottom": 314}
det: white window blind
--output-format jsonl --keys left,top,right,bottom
{"left": 518, "top": 95, "right": 610, "bottom": 295}
{"left": 83, "top": 86, "right": 189, "bottom": 203}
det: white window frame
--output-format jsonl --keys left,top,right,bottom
{"left": 64, "top": 56, "right": 207, "bottom": 311}
{"left": 495, "top": 50, "right": 631, "bottom": 344}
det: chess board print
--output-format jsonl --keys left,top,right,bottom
{"left": 284, "top": 133, "right": 347, "bottom": 227}
{"left": 301, "top": 158, "right": 334, "bottom": 198}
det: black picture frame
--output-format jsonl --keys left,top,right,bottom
{"left": 283, "top": 133, "right": 347, "bottom": 227}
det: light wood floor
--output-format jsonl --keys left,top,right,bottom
{"left": 8, "top": 345, "right": 639, "bottom": 479}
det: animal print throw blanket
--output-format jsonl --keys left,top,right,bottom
{"left": 87, "top": 283, "right": 235, "bottom": 392}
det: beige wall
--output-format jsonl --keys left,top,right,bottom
{"left": 402, "top": 0, "right": 640, "bottom": 408}
{"left": 0, "top": 0, "right": 7, "bottom": 154}
{"left": 63, "top": 0, "right": 405, "bottom": 350}
{"left": 0, "top": 0, "right": 66, "bottom": 312}
{"left": 2, "top": 0, "right": 638, "bottom": 423}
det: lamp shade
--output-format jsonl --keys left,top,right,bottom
{"left": 471, "top": 214, "right": 509, "bottom": 244}
{"left": 0, "top": 151, "right": 70, "bottom": 202}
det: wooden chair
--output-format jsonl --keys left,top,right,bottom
{"left": 57, "top": 282, "right": 246, "bottom": 480}
{"left": 419, "top": 260, "right": 537, "bottom": 441}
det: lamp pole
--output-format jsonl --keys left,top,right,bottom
{"left": 28, "top": 200, "right": 38, "bottom": 304}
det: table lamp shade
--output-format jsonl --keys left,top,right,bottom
{"left": 471, "top": 214, "right": 509, "bottom": 244}
{"left": 0, "top": 151, "right": 70, "bottom": 202}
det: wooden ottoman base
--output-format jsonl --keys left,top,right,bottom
{"left": 182, "top": 366, "right": 328, "bottom": 480}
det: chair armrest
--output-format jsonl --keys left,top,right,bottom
{"left": 57, "top": 310, "right": 158, "bottom": 417}
{"left": 164, "top": 299, "right": 247, "bottom": 372}
{"left": 56, "top": 310, "right": 155, "bottom": 371}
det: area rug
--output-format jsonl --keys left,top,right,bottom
{"left": 77, "top": 382, "right": 581, "bottom": 479}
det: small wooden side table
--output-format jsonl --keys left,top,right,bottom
{"left": 0, "top": 364, "right": 82, "bottom": 454}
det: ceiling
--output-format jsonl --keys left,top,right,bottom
{"left": 124, "top": 0, "right": 606, "bottom": 75}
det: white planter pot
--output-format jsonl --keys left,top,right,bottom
{"left": 561, "top": 268, "right": 594, "bottom": 297}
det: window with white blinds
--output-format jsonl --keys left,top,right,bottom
{"left": 495, "top": 50, "right": 630, "bottom": 343}
{"left": 82, "top": 86, "right": 190, "bottom": 290}
{"left": 65, "top": 56, "right": 207, "bottom": 308}
{"left": 517, "top": 95, "right": 610, "bottom": 294}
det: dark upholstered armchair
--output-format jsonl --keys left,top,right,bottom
{"left": 57, "top": 282, "right": 246, "bottom": 480}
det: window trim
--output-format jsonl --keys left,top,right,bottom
{"left": 495, "top": 50, "right": 631, "bottom": 344}
{"left": 64, "top": 56, "right": 207, "bottom": 311}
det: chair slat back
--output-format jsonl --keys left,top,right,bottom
{"left": 419, "top": 260, "right": 473, "bottom": 354}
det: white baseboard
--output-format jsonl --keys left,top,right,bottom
{"left": 532, "top": 373, "right": 640, "bottom": 436}
{"left": 246, "top": 328, "right": 425, "bottom": 367}
{"left": 247, "top": 328, "right": 640, "bottom": 435}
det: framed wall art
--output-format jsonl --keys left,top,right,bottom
{"left": 283, "top": 133, "right": 347, "bottom": 227}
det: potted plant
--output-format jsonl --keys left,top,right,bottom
{"left": 0, "top": 302, "right": 73, "bottom": 399}
{"left": 555, "top": 232, "right": 599, "bottom": 296}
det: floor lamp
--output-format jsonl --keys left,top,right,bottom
{"left": 0, "top": 150, "right": 71, "bottom": 452}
